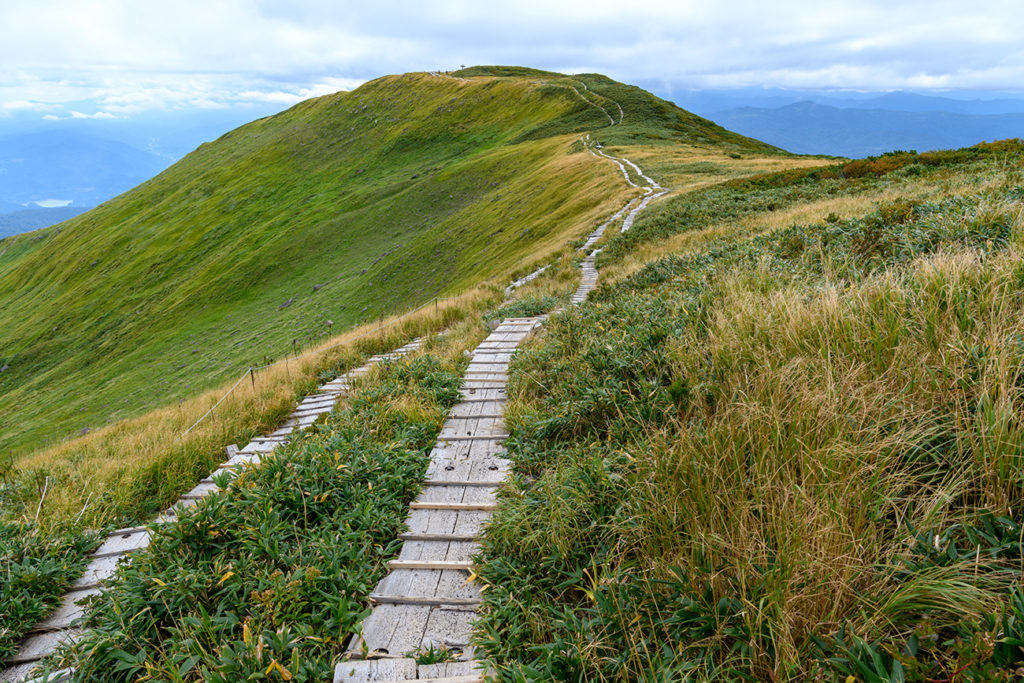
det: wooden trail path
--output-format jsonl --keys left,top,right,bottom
{"left": 0, "top": 339, "right": 425, "bottom": 683}
{"left": 336, "top": 118, "right": 666, "bottom": 682}
{"left": 333, "top": 318, "right": 544, "bottom": 683}
{"left": 4, "top": 78, "right": 668, "bottom": 682}
{"left": 334, "top": 247, "right": 604, "bottom": 683}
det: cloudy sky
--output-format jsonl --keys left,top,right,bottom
{"left": 2, "top": 0, "right": 1023, "bottom": 120}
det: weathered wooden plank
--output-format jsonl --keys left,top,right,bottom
{"left": 465, "top": 361, "right": 509, "bottom": 370}
{"left": 380, "top": 605, "right": 432, "bottom": 655}
{"left": 32, "top": 588, "right": 101, "bottom": 632}
{"left": 437, "top": 417, "right": 506, "bottom": 441}
{"left": 6, "top": 629, "right": 81, "bottom": 664}
{"left": 92, "top": 528, "right": 151, "bottom": 558}
{"left": 397, "top": 540, "right": 478, "bottom": 563}
{"left": 375, "top": 567, "right": 440, "bottom": 602}
{"left": 181, "top": 481, "right": 221, "bottom": 500}
{"left": 470, "top": 351, "right": 513, "bottom": 361}
{"left": 448, "top": 401, "right": 504, "bottom": 418}
{"left": 462, "top": 375, "right": 508, "bottom": 383}
{"left": 408, "top": 503, "right": 496, "bottom": 512}
{"left": 424, "top": 455, "right": 510, "bottom": 482}
{"left": 333, "top": 657, "right": 417, "bottom": 683}
{"left": 432, "top": 568, "right": 482, "bottom": 603}
{"left": 369, "top": 594, "right": 480, "bottom": 607}
{"left": 418, "top": 661, "right": 485, "bottom": 678}
{"left": 421, "top": 480, "right": 501, "bottom": 488}
{"left": 456, "top": 387, "right": 506, "bottom": 401}
{"left": 420, "top": 606, "right": 477, "bottom": 651}
{"left": 71, "top": 555, "right": 122, "bottom": 589}
{"left": 387, "top": 560, "right": 472, "bottom": 571}
{"left": 239, "top": 440, "right": 279, "bottom": 453}
{"left": 398, "top": 532, "right": 477, "bottom": 542}
{"left": 417, "top": 486, "right": 496, "bottom": 505}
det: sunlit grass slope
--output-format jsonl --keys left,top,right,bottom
{"left": 0, "top": 70, "right": 690, "bottom": 457}
{"left": 477, "top": 141, "right": 1024, "bottom": 681}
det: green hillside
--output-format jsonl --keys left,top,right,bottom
{"left": 477, "top": 142, "right": 1024, "bottom": 680}
{"left": 0, "top": 69, "right": 773, "bottom": 457}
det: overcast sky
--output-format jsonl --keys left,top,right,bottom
{"left": 2, "top": 0, "right": 1023, "bottom": 120}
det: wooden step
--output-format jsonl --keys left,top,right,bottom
{"left": 381, "top": 677, "right": 482, "bottom": 683}
{"left": 422, "top": 480, "right": 500, "bottom": 487}
{"left": 398, "top": 532, "right": 478, "bottom": 542}
{"left": 387, "top": 560, "right": 472, "bottom": 571}
{"left": 408, "top": 502, "right": 497, "bottom": 511}
{"left": 369, "top": 594, "right": 481, "bottom": 607}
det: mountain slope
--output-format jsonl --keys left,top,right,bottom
{"left": 0, "top": 69, "right": 777, "bottom": 456}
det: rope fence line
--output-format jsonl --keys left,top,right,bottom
{"left": 181, "top": 291, "right": 456, "bottom": 438}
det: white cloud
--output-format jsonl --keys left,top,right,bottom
{"left": 0, "top": 0, "right": 1021, "bottom": 118}
{"left": 3, "top": 100, "right": 54, "bottom": 111}
{"left": 70, "top": 110, "right": 117, "bottom": 119}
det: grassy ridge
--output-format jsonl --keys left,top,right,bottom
{"left": 0, "top": 71, "right": 638, "bottom": 457}
{"left": 476, "top": 147, "right": 1024, "bottom": 680}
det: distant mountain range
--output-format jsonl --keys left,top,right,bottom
{"left": 1, "top": 87, "right": 1023, "bottom": 238}
{"left": 0, "top": 206, "right": 88, "bottom": 238}
{"left": 0, "top": 129, "right": 169, "bottom": 207}
{"left": 708, "top": 102, "right": 1024, "bottom": 157}
{"left": 636, "top": 87, "right": 1024, "bottom": 158}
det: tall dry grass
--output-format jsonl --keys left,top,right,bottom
{"left": 9, "top": 285, "right": 500, "bottom": 532}
{"left": 478, "top": 179, "right": 1024, "bottom": 679}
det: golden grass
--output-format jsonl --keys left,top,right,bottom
{"left": 599, "top": 166, "right": 1003, "bottom": 286}
{"left": 610, "top": 143, "right": 834, "bottom": 191}
{"left": 16, "top": 284, "right": 500, "bottom": 531}
{"left": 634, "top": 244, "right": 1024, "bottom": 671}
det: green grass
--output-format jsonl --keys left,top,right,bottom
{"left": 0, "top": 70, "right": 648, "bottom": 460}
{"left": 474, "top": 151, "right": 1024, "bottom": 680}
{"left": 46, "top": 344, "right": 474, "bottom": 681}
{"left": 0, "top": 66, "right": 799, "bottom": 662}
{"left": 0, "top": 522, "right": 99, "bottom": 662}
{"left": 599, "top": 140, "right": 1024, "bottom": 268}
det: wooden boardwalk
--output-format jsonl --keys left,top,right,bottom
{"left": 335, "top": 253, "right": 606, "bottom": 682}
{"left": 334, "top": 319, "right": 544, "bottom": 683}
{"left": 0, "top": 339, "right": 424, "bottom": 683}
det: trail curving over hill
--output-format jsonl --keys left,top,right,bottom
{"left": 3, "top": 70, "right": 675, "bottom": 683}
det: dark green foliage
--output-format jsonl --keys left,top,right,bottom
{"left": 59, "top": 355, "right": 463, "bottom": 681}
{"left": 0, "top": 521, "right": 99, "bottom": 661}
{"left": 484, "top": 294, "right": 564, "bottom": 325}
